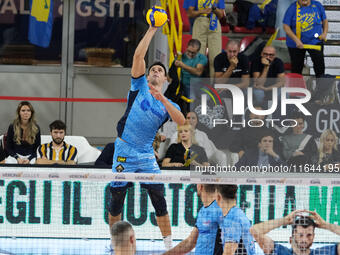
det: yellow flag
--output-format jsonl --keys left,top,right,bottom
{"left": 31, "top": 0, "right": 51, "bottom": 22}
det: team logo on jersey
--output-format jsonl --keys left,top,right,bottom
{"left": 115, "top": 164, "right": 124, "bottom": 172}
{"left": 117, "top": 156, "right": 127, "bottom": 163}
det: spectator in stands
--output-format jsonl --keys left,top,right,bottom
{"left": 318, "top": 129, "right": 340, "bottom": 170}
{"left": 230, "top": 105, "right": 282, "bottom": 159}
{"left": 95, "top": 142, "right": 114, "bottom": 167}
{"left": 215, "top": 185, "right": 256, "bottom": 255}
{"left": 281, "top": 112, "right": 318, "bottom": 165}
{"left": 5, "top": 101, "right": 41, "bottom": 164}
{"left": 250, "top": 210, "right": 340, "bottom": 255}
{"left": 283, "top": 0, "right": 328, "bottom": 77}
{"left": 251, "top": 46, "right": 285, "bottom": 104}
{"left": 174, "top": 39, "right": 208, "bottom": 99}
{"left": 214, "top": 40, "right": 250, "bottom": 90}
{"left": 163, "top": 184, "right": 223, "bottom": 255}
{"left": 170, "top": 111, "right": 228, "bottom": 166}
{"left": 235, "top": 133, "right": 285, "bottom": 168}
{"left": 111, "top": 221, "right": 136, "bottom": 255}
{"left": 36, "top": 120, "right": 78, "bottom": 165}
{"left": 187, "top": 0, "right": 225, "bottom": 77}
{"left": 162, "top": 121, "right": 209, "bottom": 167}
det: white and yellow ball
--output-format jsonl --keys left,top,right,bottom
{"left": 146, "top": 6, "right": 168, "bottom": 27}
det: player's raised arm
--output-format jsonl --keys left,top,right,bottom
{"left": 131, "top": 26, "right": 157, "bottom": 78}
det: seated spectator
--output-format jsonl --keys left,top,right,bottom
{"left": 162, "top": 121, "right": 209, "bottom": 167}
{"left": 95, "top": 142, "right": 114, "bottom": 167}
{"left": 36, "top": 120, "right": 77, "bottom": 165}
{"left": 175, "top": 39, "right": 208, "bottom": 99}
{"left": 235, "top": 133, "right": 285, "bottom": 168}
{"left": 251, "top": 46, "right": 285, "bottom": 104}
{"left": 281, "top": 112, "right": 318, "bottom": 165}
{"left": 229, "top": 105, "right": 282, "bottom": 159}
{"left": 5, "top": 101, "right": 41, "bottom": 164}
{"left": 214, "top": 40, "right": 250, "bottom": 91}
{"left": 170, "top": 111, "right": 227, "bottom": 166}
{"left": 318, "top": 129, "right": 340, "bottom": 170}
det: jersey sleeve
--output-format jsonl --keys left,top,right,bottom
{"left": 131, "top": 75, "right": 148, "bottom": 91}
{"left": 317, "top": 2, "right": 327, "bottom": 20}
{"left": 283, "top": 4, "right": 295, "bottom": 26}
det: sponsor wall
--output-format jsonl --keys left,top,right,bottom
{"left": 0, "top": 167, "right": 339, "bottom": 242}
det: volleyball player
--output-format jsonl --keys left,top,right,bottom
{"left": 108, "top": 25, "right": 185, "bottom": 250}
{"left": 110, "top": 221, "right": 136, "bottom": 255}
{"left": 216, "top": 185, "right": 256, "bottom": 255}
{"left": 163, "top": 184, "right": 223, "bottom": 255}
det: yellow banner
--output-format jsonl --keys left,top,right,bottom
{"left": 31, "top": 0, "right": 51, "bottom": 22}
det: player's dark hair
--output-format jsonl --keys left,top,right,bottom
{"left": 148, "top": 61, "right": 167, "bottom": 76}
{"left": 111, "top": 221, "right": 133, "bottom": 245}
{"left": 49, "top": 120, "right": 66, "bottom": 132}
{"left": 203, "top": 184, "right": 216, "bottom": 193}
{"left": 292, "top": 216, "right": 316, "bottom": 234}
{"left": 216, "top": 185, "right": 238, "bottom": 199}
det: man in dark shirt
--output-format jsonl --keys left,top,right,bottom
{"left": 214, "top": 40, "right": 250, "bottom": 90}
{"left": 95, "top": 142, "right": 114, "bottom": 167}
{"left": 251, "top": 46, "right": 285, "bottom": 104}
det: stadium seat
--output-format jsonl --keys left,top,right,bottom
{"left": 239, "top": 36, "right": 256, "bottom": 52}
{"left": 181, "top": 34, "right": 192, "bottom": 53}
{"left": 233, "top": 26, "right": 263, "bottom": 34}
{"left": 285, "top": 73, "right": 308, "bottom": 97}
{"left": 265, "top": 27, "right": 275, "bottom": 34}
{"left": 40, "top": 135, "right": 101, "bottom": 164}
{"left": 221, "top": 25, "right": 230, "bottom": 33}
{"left": 222, "top": 35, "right": 229, "bottom": 50}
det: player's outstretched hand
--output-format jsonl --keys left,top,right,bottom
{"left": 149, "top": 86, "right": 166, "bottom": 102}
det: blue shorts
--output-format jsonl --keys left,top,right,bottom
{"left": 111, "top": 138, "right": 160, "bottom": 188}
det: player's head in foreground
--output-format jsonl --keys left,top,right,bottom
{"left": 197, "top": 184, "right": 216, "bottom": 201}
{"left": 111, "top": 221, "right": 136, "bottom": 255}
{"left": 290, "top": 216, "right": 316, "bottom": 252}
{"left": 147, "top": 61, "right": 167, "bottom": 89}
{"left": 215, "top": 184, "right": 238, "bottom": 208}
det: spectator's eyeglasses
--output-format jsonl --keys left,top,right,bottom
{"left": 263, "top": 52, "right": 275, "bottom": 57}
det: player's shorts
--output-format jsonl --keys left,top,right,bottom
{"left": 111, "top": 138, "right": 161, "bottom": 188}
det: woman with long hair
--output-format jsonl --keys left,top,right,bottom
{"left": 6, "top": 101, "right": 41, "bottom": 164}
{"left": 162, "top": 121, "right": 209, "bottom": 167}
{"left": 318, "top": 129, "right": 340, "bottom": 170}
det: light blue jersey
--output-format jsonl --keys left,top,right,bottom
{"left": 111, "top": 75, "right": 180, "bottom": 187}
{"left": 221, "top": 207, "right": 256, "bottom": 255}
{"left": 195, "top": 200, "right": 223, "bottom": 255}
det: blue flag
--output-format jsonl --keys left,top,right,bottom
{"left": 28, "top": 0, "right": 54, "bottom": 48}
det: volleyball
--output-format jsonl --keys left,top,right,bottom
{"left": 146, "top": 6, "right": 168, "bottom": 27}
